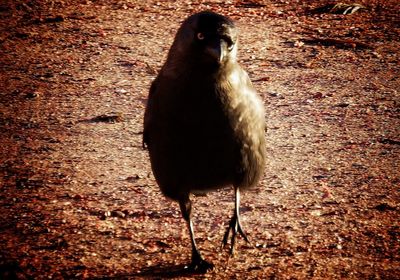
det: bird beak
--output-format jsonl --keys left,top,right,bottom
{"left": 206, "top": 39, "right": 228, "bottom": 63}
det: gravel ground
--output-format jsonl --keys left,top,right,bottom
{"left": 0, "top": 0, "right": 399, "bottom": 279}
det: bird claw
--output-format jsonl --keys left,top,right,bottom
{"left": 185, "top": 254, "right": 214, "bottom": 273}
{"left": 222, "top": 215, "right": 250, "bottom": 254}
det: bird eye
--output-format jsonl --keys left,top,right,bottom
{"left": 197, "top": 32, "right": 205, "bottom": 40}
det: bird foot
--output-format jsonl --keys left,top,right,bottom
{"left": 185, "top": 253, "right": 214, "bottom": 273}
{"left": 222, "top": 215, "right": 250, "bottom": 254}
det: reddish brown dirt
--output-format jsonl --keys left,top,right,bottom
{"left": 0, "top": 1, "right": 399, "bottom": 279}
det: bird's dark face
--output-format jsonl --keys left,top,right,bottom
{"left": 173, "top": 11, "right": 238, "bottom": 69}
{"left": 192, "top": 12, "right": 237, "bottom": 66}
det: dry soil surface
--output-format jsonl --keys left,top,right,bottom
{"left": 0, "top": 0, "right": 399, "bottom": 279}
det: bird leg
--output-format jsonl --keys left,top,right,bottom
{"left": 179, "top": 196, "right": 214, "bottom": 273}
{"left": 222, "top": 187, "right": 250, "bottom": 254}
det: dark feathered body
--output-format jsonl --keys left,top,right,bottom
{"left": 143, "top": 11, "right": 266, "bottom": 271}
{"left": 143, "top": 12, "right": 266, "bottom": 202}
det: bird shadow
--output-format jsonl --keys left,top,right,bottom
{"left": 104, "top": 263, "right": 207, "bottom": 279}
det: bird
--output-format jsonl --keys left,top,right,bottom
{"left": 143, "top": 11, "right": 266, "bottom": 272}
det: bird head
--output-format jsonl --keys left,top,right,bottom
{"left": 168, "top": 11, "right": 238, "bottom": 70}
